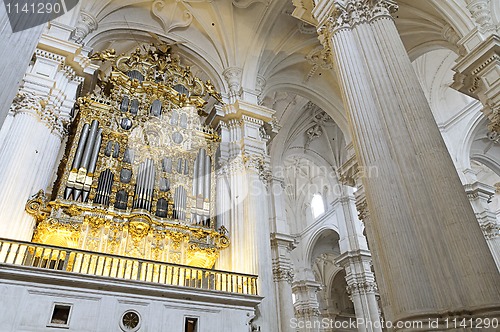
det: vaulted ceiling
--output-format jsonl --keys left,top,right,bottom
{"left": 79, "top": 0, "right": 481, "bottom": 141}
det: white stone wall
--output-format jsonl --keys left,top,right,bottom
{"left": 0, "top": 266, "right": 259, "bottom": 332}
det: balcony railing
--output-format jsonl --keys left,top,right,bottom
{"left": 0, "top": 238, "right": 258, "bottom": 295}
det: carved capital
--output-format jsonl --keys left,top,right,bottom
{"left": 317, "top": 0, "right": 398, "bottom": 37}
{"left": 72, "top": 11, "right": 98, "bottom": 43}
{"left": 479, "top": 220, "right": 500, "bottom": 239}
{"left": 294, "top": 307, "right": 321, "bottom": 318}
{"left": 347, "top": 281, "right": 378, "bottom": 296}
{"left": 273, "top": 265, "right": 294, "bottom": 283}
{"left": 10, "top": 91, "right": 69, "bottom": 138}
{"left": 223, "top": 67, "right": 243, "bottom": 99}
{"left": 467, "top": 0, "right": 496, "bottom": 34}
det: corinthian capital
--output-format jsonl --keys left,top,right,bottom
{"left": 10, "top": 91, "right": 69, "bottom": 138}
{"left": 317, "top": 0, "right": 398, "bottom": 35}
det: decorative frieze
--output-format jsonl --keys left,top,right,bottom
{"left": 294, "top": 307, "right": 321, "bottom": 318}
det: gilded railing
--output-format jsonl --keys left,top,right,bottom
{"left": 0, "top": 238, "right": 257, "bottom": 295}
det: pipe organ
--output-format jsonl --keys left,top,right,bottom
{"left": 26, "top": 43, "right": 228, "bottom": 269}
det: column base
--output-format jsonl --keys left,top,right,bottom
{"left": 391, "top": 307, "right": 500, "bottom": 331}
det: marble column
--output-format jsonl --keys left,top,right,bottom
{"left": 312, "top": 0, "right": 500, "bottom": 326}
{"left": 269, "top": 176, "right": 296, "bottom": 332}
{"left": 0, "top": 4, "right": 44, "bottom": 128}
{"left": 0, "top": 34, "right": 93, "bottom": 241}
{"left": 271, "top": 232, "right": 296, "bottom": 332}
{"left": 213, "top": 101, "right": 279, "bottom": 332}
{"left": 335, "top": 185, "right": 382, "bottom": 332}
{"left": 0, "top": 94, "right": 66, "bottom": 240}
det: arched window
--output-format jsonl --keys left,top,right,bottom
{"left": 311, "top": 194, "right": 325, "bottom": 219}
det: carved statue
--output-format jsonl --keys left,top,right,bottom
{"left": 89, "top": 49, "right": 116, "bottom": 62}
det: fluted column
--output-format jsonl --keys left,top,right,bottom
{"left": 313, "top": 0, "right": 500, "bottom": 327}
{"left": 0, "top": 95, "right": 66, "bottom": 240}
{"left": 269, "top": 176, "right": 297, "bottom": 332}
{"left": 213, "top": 101, "right": 279, "bottom": 331}
{"left": 0, "top": 33, "right": 94, "bottom": 241}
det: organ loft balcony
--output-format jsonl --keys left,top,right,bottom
{"left": 5, "top": 41, "right": 258, "bottom": 297}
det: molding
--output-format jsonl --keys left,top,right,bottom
{"left": 0, "top": 264, "right": 263, "bottom": 308}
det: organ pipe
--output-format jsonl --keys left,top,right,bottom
{"left": 197, "top": 149, "right": 205, "bottom": 197}
{"left": 72, "top": 123, "right": 90, "bottom": 170}
{"left": 82, "top": 128, "right": 103, "bottom": 202}
{"left": 80, "top": 120, "right": 99, "bottom": 170}
{"left": 192, "top": 154, "right": 199, "bottom": 196}
{"left": 204, "top": 155, "right": 211, "bottom": 200}
{"left": 65, "top": 123, "right": 90, "bottom": 199}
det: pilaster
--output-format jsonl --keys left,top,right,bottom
{"left": 214, "top": 100, "right": 279, "bottom": 331}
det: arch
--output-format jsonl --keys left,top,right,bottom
{"left": 305, "top": 227, "right": 340, "bottom": 267}
{"left": 263, "top": 81, "right": 350, "bottom": 138}
{"left": 460, "top": 108, "right": 500, "bottom": 177}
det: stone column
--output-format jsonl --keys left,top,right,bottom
{"left": 312, "top": 0, "right": 500, "bottom": 326}
{"left": 292, "top": 280, "right": 322, "bottom": 332}
{"left": 271, "top": 232, "right": 296, "bottom": 332}
{"left": 0, "top": 4, "right": 44, "bottom": 128}
{"left": 464, "top": 181, "right": 500, "bottom": 269}
{"left": 0, "top": 34, "right": 95, "bottom": 241}
{"left": 213, "top": 101, "right": 279, "bottom": 332}
{"left": 334, "top": 182, "right": 382, "bottom": 332}
{"left": 0, "top": 92, "right": 67, "bottom": 240}
{"left": 269, "top": 175, "right": 296, "bottom": 332}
